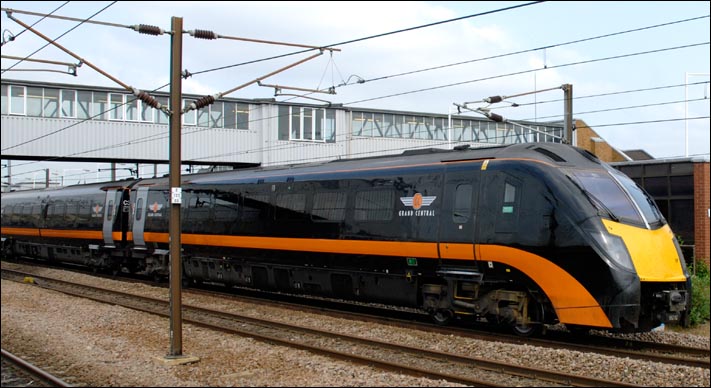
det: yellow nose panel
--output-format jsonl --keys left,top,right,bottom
{"left": 601, "top": 220, "right": 686, "bottom": 282}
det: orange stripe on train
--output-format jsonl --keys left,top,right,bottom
{"left": 478, "top": 244, "right": 612, "bottom": 328}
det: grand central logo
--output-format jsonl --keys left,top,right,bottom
{"left": 398, "top": 193, "right": 436, "bottom": 217}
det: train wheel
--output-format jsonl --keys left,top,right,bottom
{"left": 512, "top": 320, "right": 542, "bottom": 337}
{"left": 431, "top": 309, "right": 454, "bottom": 325}
{"left": 511, "top": 300, "right": 544, "bottom": 337}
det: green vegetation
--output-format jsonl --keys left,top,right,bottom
{"left": 687, "top": 260, "right": 710, "bottom": 327}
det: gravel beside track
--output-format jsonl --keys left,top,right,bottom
{"left": 1, "top": 263, "right": 709, "bottom": 387}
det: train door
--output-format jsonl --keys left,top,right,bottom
{"left": 132, "top": 186, "right": 149, "bottom": 248}
{"left": 439, "top": 163, "right": 481, "bottom": 269}
{"left": 476, "top": 167, "right": 523, "bottom": 249}
{"left": 102, "top": 189, "right": 123, "bottom": 247}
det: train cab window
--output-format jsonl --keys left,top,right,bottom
{"left": 612, "top": 170, "right": 664, "bottom": 226}
{"left": 503, "top": 183, "right": 516, "bottom": 213}
{"left": 572, "top": 171, "right": 642, "bottom": 225}
{"left": 494, "top": 180, "right": 521, "bottom": 234}
{"left": 453, "top": 184, "right": 472, "bottom": 223}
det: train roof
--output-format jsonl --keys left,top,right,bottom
{"left": 181, "top": 142, "right": 602, "bottom": 186}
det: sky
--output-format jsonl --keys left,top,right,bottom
{"left": 1, "top": 1, "right": 709, "bottom": 185}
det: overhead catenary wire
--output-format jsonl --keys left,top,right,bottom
{"left": 0, "top": 1, "right": 69, "bottom": 47}
{"left": 0, "top": 2, "right": 117, "bottom": 74}
{"left": 344, "top": 41, "right": 709, "bottom": 106}
{"left": 3, "top": 4, "right": 168, "bottom": 114}
{"left": 185, "top": 1, "right": 546, "bottom": 78}
{"left": 2, "top": 4, "right": 708, "bottom": 170}
{"left": 498, "top": 80, "right": 711, "bottom": 110}
{"left": 358, "top": 14, "right": 709, "bottom": 85}
{"left": 521, "top": 97, "right": 710, "bottom": 122}
{"left": 3, "top": 5, "right": 704, "bottom": 151}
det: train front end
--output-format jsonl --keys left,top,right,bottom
{"left": 570, "top": 166, "right": 690, "bottom": 331}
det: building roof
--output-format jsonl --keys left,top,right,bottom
{"left": 622, "top": 149, "right": 655, "bottom": 161}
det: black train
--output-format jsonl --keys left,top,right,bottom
{"left": 1, "top": 142, "right": 690, "bottom": 335}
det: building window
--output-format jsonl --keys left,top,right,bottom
{"left": 43, "top": 88, "right": 59, "bottom": 118}
{"left": 278, "top": 105, "right": 289, "bottom": 140}
{"left": 126, "top": 96, "right": 139, "bottom": 121}
{"left": 92, "top": 92, "right": 109, "bottom": 120}
{"left": 0, "top": 84, "right": 6, "bottom": 115}
{"left": 109, "top": 93, "right": 124, "bottom": 120}
{"left": 236, "top": 103, "right": 250, "bottom": 129}
{"left": 352, "top": 111, "right": 373, "bottom": 137}
{"left": 126, "top": 95, "right": 155, "bottom": 122}
{"left": 60, "top": 89, "right": 76, "bottom": 118}
{"left": 27, "top": 87, "right": 43, "bottom": 117}
{"left": 155, "top": 96, "right": 169, "bottom": 124}
{"left": 197, "top": 106, "right": 209, "bottom": 127}
{"left": 670, "top": 175, "right": 693, "bottom": 196}
{"left": 9, "top": 85, "right": 26, "bottom": 115}
{"left": 224, "top": 102, "right": 237, "bottom": 129}
{"left": 140, "top": 97, "right": 154, "bottom": 122}
{"left": 210, "top": 101, "right": 223, "bottom": 128}
{"left": 279, "top": 105, "right": 335, "bottom": 142}
{"left": 182, "top": 99, "right": 196, "bottom": 125}
{"left": 77, "top": 90, "right": 92, "bottom": 119}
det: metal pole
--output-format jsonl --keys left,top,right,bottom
{"left": 562, "top": 84, "right": 573, "bottom": 145}
{"left": 685, "top": 72, "right": 689, "bottom": 157}
{"left": 448, "top": 106, "right": 453, "bottom": 149}
{"left": 168, "top": 16, "right": 183, "bottom": 357}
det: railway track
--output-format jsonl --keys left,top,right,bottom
{"left": 188, "top": 282, "right": 711, "bottom": 369}
{"left": 1, "top": 348, "right": 71, "bottom": 387}
{"left": 4, "top": 259, "right": 709, "bottom": 369}
{"left": 2, "top": 267, "right": 650, "bottom": 387}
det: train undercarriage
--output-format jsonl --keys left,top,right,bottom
{"left": 2, "top": 236, "right": 554, "bottom": 336}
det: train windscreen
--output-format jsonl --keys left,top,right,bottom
{"left": 571, "top": 170, "right": 643, "bottom": 226}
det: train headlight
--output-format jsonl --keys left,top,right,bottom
{"left": 589, "top": 230, "right": 636, "bottom": 273}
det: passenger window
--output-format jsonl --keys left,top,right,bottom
{"left": 312, "top": 192, "right": 347, "bottom": 221}
{"left": 275, "top": 193, "right": 306, "bottom": 219}
{"left": 354, "top": 190, "right": 393, "bottom": 221}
